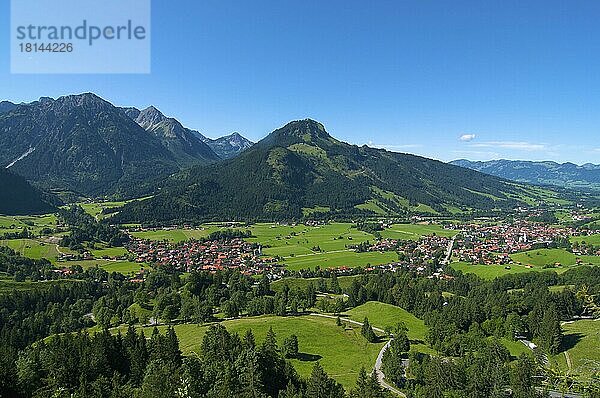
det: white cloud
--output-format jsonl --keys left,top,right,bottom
{"left": 470, "top": 141, "right": 546, "bottom": 151}
{"left": 459, "top": 134, "right": 476, "bottom": 142}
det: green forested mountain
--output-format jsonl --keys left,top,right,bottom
{"left": 0, "top": 168, "right": 55, "bottom": 215}
{"left": 116, "top": 119, "right": 545, "bottom": 223}
{"left": 0, "top": 94, "right": 217, "bottom": 198}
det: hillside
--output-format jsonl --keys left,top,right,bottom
{"left": 0, "top": 168, "right": 55, "bottom": 215}
{"left": 0, "top": 94, "right": 209, "bottom": 198}
{"left": 115, "top": 119, "right": 549, "bottom": 223}
{"left": 451, "top": 159, "right": 600, "bottom": 192}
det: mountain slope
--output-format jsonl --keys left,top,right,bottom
{"left": 0, "top": 93, "right": 181, "bottom": 198}
{"left": 0, "top": 168, "right": 55, "bottom": 215}
{"left": 132, "top": 106, "right": 220, "bottom": 165}
{"left": 115, "top": 119, "right": 546, "bottom": 223}
{"left": 202, "top": 132, "right": 254, "bottom": 159}
{"left": 451, "top": 159, "right": 600, "bottom": 192}
{"left": 0, "top": 101, "right": 16, "bottom": 114}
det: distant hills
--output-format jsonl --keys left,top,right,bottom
{"left": 0, "top": 168, "right": 55, "bottom": 215}
{"left": 0, "top": 93, "right": 254, "bottom": 198}
{"left": 451, "top": 159, "right": 600, "bottom": 192}
{"left": 114, "top": 119, "right": 555, "bottom": 224}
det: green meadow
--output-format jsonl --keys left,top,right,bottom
{"left": 570, "top": 233, "right": 600, "bottom": 246}
{"left": 343, "top": 301, "right": 427, "bottom": 341}
{"left": 0, "top": 214, "right": 58, "bottom": 236}
{"left": 511, "top": 248, "right": 600, "bottom": 267}
{"left": 130, "top": 227, "right": 221, "bottom": 242}
{"left": 111, "top": 315, "right": 384, "bottom": 388}
{"left": 552, "top": 320, "right": 600, "bottom": 379}
{"left": 380, "top": 223, "right": 458, "bottom": 240}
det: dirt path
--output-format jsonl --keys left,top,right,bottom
{"left": 309, "top": 313, "right": 406, "bottom": 397}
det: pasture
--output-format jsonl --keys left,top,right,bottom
{"left": 0, "top": 214, "right": 57, "bottom": 236}
{"left": 511, "top": 248, "right": 600, "bottom": 268}
{"left": 449, "top": 260, "right": 594, "bottom": 280}
{"left": 380, "top": 223, "right": 458, "bottom": 240}
{"left": 343, "top": 301, "right": 428, "bottom": 341}
{"left": 552, "top": 320, "right": 600, "bottom": 379}
{"left": 117, "top": 315, "right": 384, "bottom": 388}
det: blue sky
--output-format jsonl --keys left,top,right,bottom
{"left": 2, "top": 0, "right": 600, "bottom": 164}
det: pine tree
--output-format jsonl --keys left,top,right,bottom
{"left": 361, "top": 317, "right": 377, "bottom": 343}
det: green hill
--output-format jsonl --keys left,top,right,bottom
{"left": 0, "top": 168, "right": 55, "bottom": 215}
{"left": 116, "top": 119, "right": 551, "bottom": 223}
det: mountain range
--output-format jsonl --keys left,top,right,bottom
{"left": 113, "top": 119, "right": 556, "bottom": 224}
{"left": 451, "top": 159, "right": 600, "bottom": 192}
{"left": 0, "top": 93, "right": 253, "bottom": 198}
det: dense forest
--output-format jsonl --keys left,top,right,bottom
{"left": 1, "top": 258, "right": 598, "bottom": 397}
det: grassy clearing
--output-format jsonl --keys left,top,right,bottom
{"left": 130, "top": 227, "right": 220, "bottom": 242}
{"left": 0, "top": 239, "right": 60, "bottom": 260}
{"left": 0, "top": 214, "right": 58, "bottom": 235}
{"left": 283, "top": 251, "right": 398, "bottom": 271}
{"left": 116, "top": 315, "right": 383, "bottom": 388}
{"left": 343, "top": 301, "right": 428, "bottom": 341}
{"left": 552, "top": 320, "right": 600, "bottom": 379}
{"left": 511, "top": 248, "right": 600, "bottom": 267}
{"left": 271, "top": 275, "right": 360, "bottom": 293}
{"left": 570, "top": 234, "right": 600, "bottom": 245}
{"left": 0, "top": 275, "right": 80, "bottom": 293}
{"left": 450, "top": 261, "right": 592, "bottom": 280}
{"left": 380, "top": 224, "right": 457, "bottom": 240}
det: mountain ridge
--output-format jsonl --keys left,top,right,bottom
{"left": 451, "top": 159, "right": 600, "bottom": 191}
{"left": 114, "top": 119, "right": 554, "bottom": 224}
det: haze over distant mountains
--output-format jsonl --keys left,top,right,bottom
{"left": 451, "top": 159, "right": 600, "bottom": 192}
{"left": 0, "top": 93, "right": 253, "bottom": 198}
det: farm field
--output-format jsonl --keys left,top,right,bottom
{"left": 130, "top": 227, "right": 220, "bottom": 242}
{"left": 343, "top": 301, "right": 428, "bottom": 341}
{"left": 552, "top": 320, "right": 600, "bottom": 379}
{"left": 271, "top": 275, "right": 360, "bottom": 293}
{"left": 450, "top": 260, "right": 590, "bottom": 280}
{"left": 0, "top": 274, "right": 80, "bottom": 293}
{"left": 282, "top": 250, "right": 398, "bottom": 271}
{"left": 570, "top": 233, "right": 600, "bottom": 245}
{"left": 511, "top": 248, "right": 600, "bottom": 268}
{"left": 0, "top": 238, "right": 61, "bottom": 260}
{"left": 380, "top": 223, "right": 458, "bottom": 241}
{"left": 113, "top": 315, "right": 383, "bottom": 388}
{"left": 0, "top": 214, "right": 58, "bottom": 235}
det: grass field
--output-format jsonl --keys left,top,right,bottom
{"left": 552, "top": 320, "right": 600, "bottom": 379}
{"left": 0, "top": 214, "right": 58, "bottom": 236}
{"left": 131, "top": 227, "right": 221, "bottom": 242}
{"left": 380, "top": 224, "right": 458, "bottom": 241}
{"left": 450, "top": 260, "right": 593, "bottom": 280}
{"left": 511, "top": 248, "right": 600, "bottom": 268}
{"left": 0, "top": 238, "right": 61, "bottom": 260}
{"left": 343, "top": 301, "right": 428, "bottom": 341}
{"left": 570, "top": 234, "right": 600, "bottom": 246}
{"left": 271, "top": 275, "right": 360, "bottom": 293}
{"left": 115, "top": 315, "right": 383, "bottom": 388}
{"left": 0, "top": 275, "right": 80, "bottom": 293}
